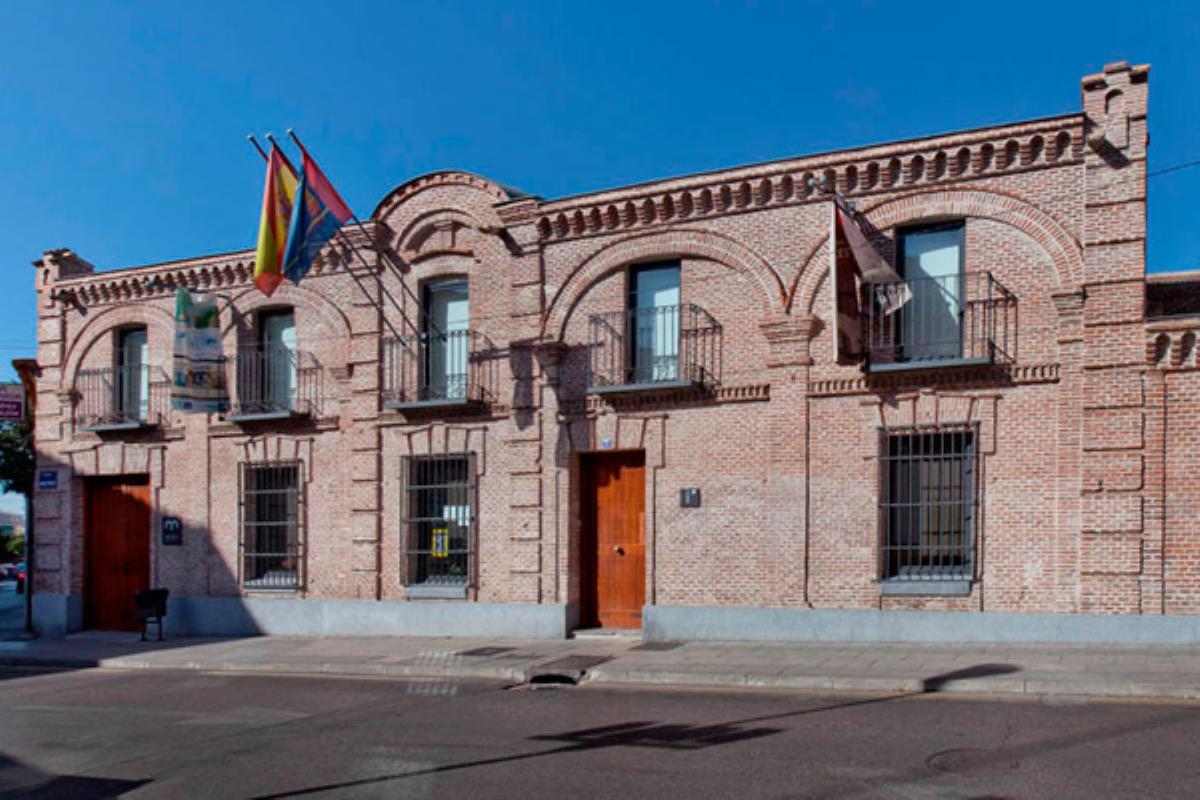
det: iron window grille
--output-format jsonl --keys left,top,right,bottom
{"left": 878, "top": 424, "right": 978, "bottom": 582}
{"left": 401, "top": 453, "right": 477, "bottom": 589}
{"left": 239, "top": 461, "right": 305, "bottom": 591}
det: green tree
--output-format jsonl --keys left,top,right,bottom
{"left": 0, "top": 420, "right": 34, "bottom": 498}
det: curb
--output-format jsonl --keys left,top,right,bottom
{"left": 583, "top": 668, "right": 1200, "bottom": 700}
{"left": 4, "top": 655, "right": 1199, "bottom": 701}
{"left": 0, "top": 655, "right": 527, "bottom": 682}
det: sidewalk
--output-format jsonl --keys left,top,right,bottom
{"left": 2, "top": 632, "right": 1199, "bottom": 700}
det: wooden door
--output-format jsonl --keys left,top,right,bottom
{"left": 581, "top": 451, "right": 645, "bottom": 629}
{"left": 85, "top": 477, "right": 151, "bottom": 631}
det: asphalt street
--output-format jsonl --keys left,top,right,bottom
{"left": 0, "top": 583, "right": 22, "bottom": 637}
{"left": 0, "top": 667, "right": 1198, "bottom": 799}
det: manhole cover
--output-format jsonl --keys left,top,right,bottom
{"left": 457, "top": 647, "right": 515, "bottom": 657}
{"left": 927, "top": 748, "right": 1021, "bottom": 777}
{"left": 631, "top": 641, "right": 684, "bottom": 652}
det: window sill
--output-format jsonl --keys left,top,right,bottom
{"left": 225, "top": 410, "right": 302, "bottom": 423}
{"left": 588, "top": 379, "right": 700, "bottom": 396}
{"left": 865, "top": 356, "right": 993, "bottom": 374}
{"left": 78, "top": 420, "right": 154, "bottom": 433}
{"left": 879, "top": 579, "right": 972, "bottom": 597}
{"left": 405, "top": 584, "right": 469, "bottom": 600}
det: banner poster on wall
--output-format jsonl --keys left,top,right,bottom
{"left": 829, "top": 197, "right": 910, "bottom": 365}
{"left": 171, "top": 288, "right": 229, "bottom": 413}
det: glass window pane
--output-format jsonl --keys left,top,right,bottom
{"left": 901, "top": 227, "right": 962, "bottom": 360}
{"left": 259, "top": 312, "right": 296, "bottom": 411}
{"left": 118, "top": 328, "right": 148, "bottom": 421}
{"left": 630, "top": 263, "right": 680, "bottom": 382}
{"left": 425, "top": 281, "right": 469, "bottom": 400}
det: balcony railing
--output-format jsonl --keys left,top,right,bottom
{"left": 588, "top": 304, "right": 722, "bottom": 393}
{"left": 863, "top": 271, "right": 1016, "bottom": 372}
{"left": 383, "top": 330, "right": 495, "bottom": 409}
{"left": 227, "top": 347, "right": 323, "bottom": 420}
{"left": 74, "top": 364, "right": 171, "bottom": 431}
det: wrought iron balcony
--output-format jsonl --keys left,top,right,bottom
{"left": 74, "top": 364, "right": 171, "bottom": 431}
{"left": 588, "top": 304, "right": 722, "bottom": 393}
{"left": 226, "top": 347, "right": 323, "bottom": 421}
{"left": 863, "top": 271, "right": 1016, "bottom": 372}
{"left": 383, "top": 330, "right": 495, "bottom": 410}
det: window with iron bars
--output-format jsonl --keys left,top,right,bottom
{"left": 879, "top": 425, "right": 977, "bottom": 582}
{"left": 239, "top": 461, "right": 304, "bottom": 591}
{"left": 401, "top": 454, "right": 476, "bottom": 589}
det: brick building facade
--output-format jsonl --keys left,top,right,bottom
{"left": 29, "top": 60, "right": 1198, "bottom": 642}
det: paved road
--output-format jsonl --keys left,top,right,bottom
{"left": 0, "top": 668, "right": 1198, "bottom": 799}
{"left": 0, "top": 582, "right": 23, "bottom": 636}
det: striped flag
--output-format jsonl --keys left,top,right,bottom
{"left": 253, "top": 143, "right": 299, "bottom": 296}
{"left": 281, "top": 145, "right": 354, "bottom": 286}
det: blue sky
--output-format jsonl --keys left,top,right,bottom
{"left": 0, "top": 1, "right": 1197, "bottom": 511}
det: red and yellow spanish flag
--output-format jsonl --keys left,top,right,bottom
{"left": 253, "top": 144, "right": 299, "bottom": 296}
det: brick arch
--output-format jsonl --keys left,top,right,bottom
{"left": 221, "top": 282, "right": 353, "bottom": 368}
{"left": 371, "top": 171, "right": 514, "bottom": 221}
{"left": 788, "top": 188, "right": 1083, "bottom": 315}
{"left": 542, "top": 228, "right": 786, "bottom": 340}
{"left": 63, "top": 303, "right": 176, "bottom": 391}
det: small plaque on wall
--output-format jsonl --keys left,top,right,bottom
{"left": 161, "top": 516, "right": 183, "bottom": 546}
{"left": 680, "top": 488, "right": 701, "bottom": 508}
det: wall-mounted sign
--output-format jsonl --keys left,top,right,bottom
{"left": 431, "top": 526, "right": 449, "bottom": 559}
{"left": 37, "top": 469, "right": 58, "bottom": 491}
{"left": 0, "top": 383, "right": 24, "bottom": 421}
{"left": 680, "top": 488, "right": 701, "bottom": 508}
{"left": 161, "top": 516, "right": 183, "bottom": 546}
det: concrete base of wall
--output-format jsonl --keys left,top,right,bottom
{"left": 30, "top": 594, "right": 572, "bottom": 640}
{"left": 164, "top": 597, "right": 572, "bottom": 639}
{"left": 645, "top": 605, "right": 1200, "bottom": 645}
{"left": 31, "top": 594, "right": 83, "bottom": 639}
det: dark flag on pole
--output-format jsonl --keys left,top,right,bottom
{"left": 281, "top": 143, "right": 354, "bottom": 286}
{"left": 829, "top": 196, "right": 908, "bottom": 365}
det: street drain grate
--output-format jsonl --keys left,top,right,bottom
{"left": 528, "top": 673, "right": 578, "bottom": 689}
{"left": 631, "top": 641, "right": 684, "bottom": 652}
{"left": 926, "top": 748, "right": 1021, "bottom": 777}
{"left": 535, "top": 655, "right": 613, "bottom": 671}
{"left": 456, "top": 647, "right": 516, "bottom": 657}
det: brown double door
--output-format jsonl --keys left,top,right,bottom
{"left": 580, "top": 451, "right": 646, "bottom": 629}
{"left": 85, "top": 477, "right": 151, "bottom": 631}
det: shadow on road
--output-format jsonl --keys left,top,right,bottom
{"left": 249, "top": 662, "right": 1025, "bottom": 799}
{"left": 0, "top": 752, "right": 150, "bottom": 800}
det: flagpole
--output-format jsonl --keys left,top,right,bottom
{"left": 247, "top": 134, "right": 269, "bottom": 162}
{"left": 247, "top": 134, "right": 411, "bottom": 343}
{"left": 284, "top": 129, "right": 444, "bottom": 340}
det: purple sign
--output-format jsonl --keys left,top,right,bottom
{"left": 0, "top": 384, "right": 23, "bottom": 421}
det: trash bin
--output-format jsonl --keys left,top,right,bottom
{"left": 134, "top": 588, "right": 169, "bottom": 641}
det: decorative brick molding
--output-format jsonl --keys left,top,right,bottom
{"left": 557, "top": 383, "right": 770, "bottom": 416}
{"left": 791, "top": 187, "right": 1085, "bottom": 316}
{"left": 60, "top": 302, "right": 176, "bottom": 394}
{"left": 542, "top": 227, "right": 785, "bottom": 339}
{"left": 1145, "top": 322, "right": 1200, "bottom": 369}
{"left": 371, "top": 170, "right": 518, "bottom": 221}
{"left": 535, "top": 116, "right": 1082, "bottom": 244}
{"left": 761, "top": 314, "right": 818, "bottom": 367}
{"left": 808, "top": 363, "right": 1060, "bottom": 396}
